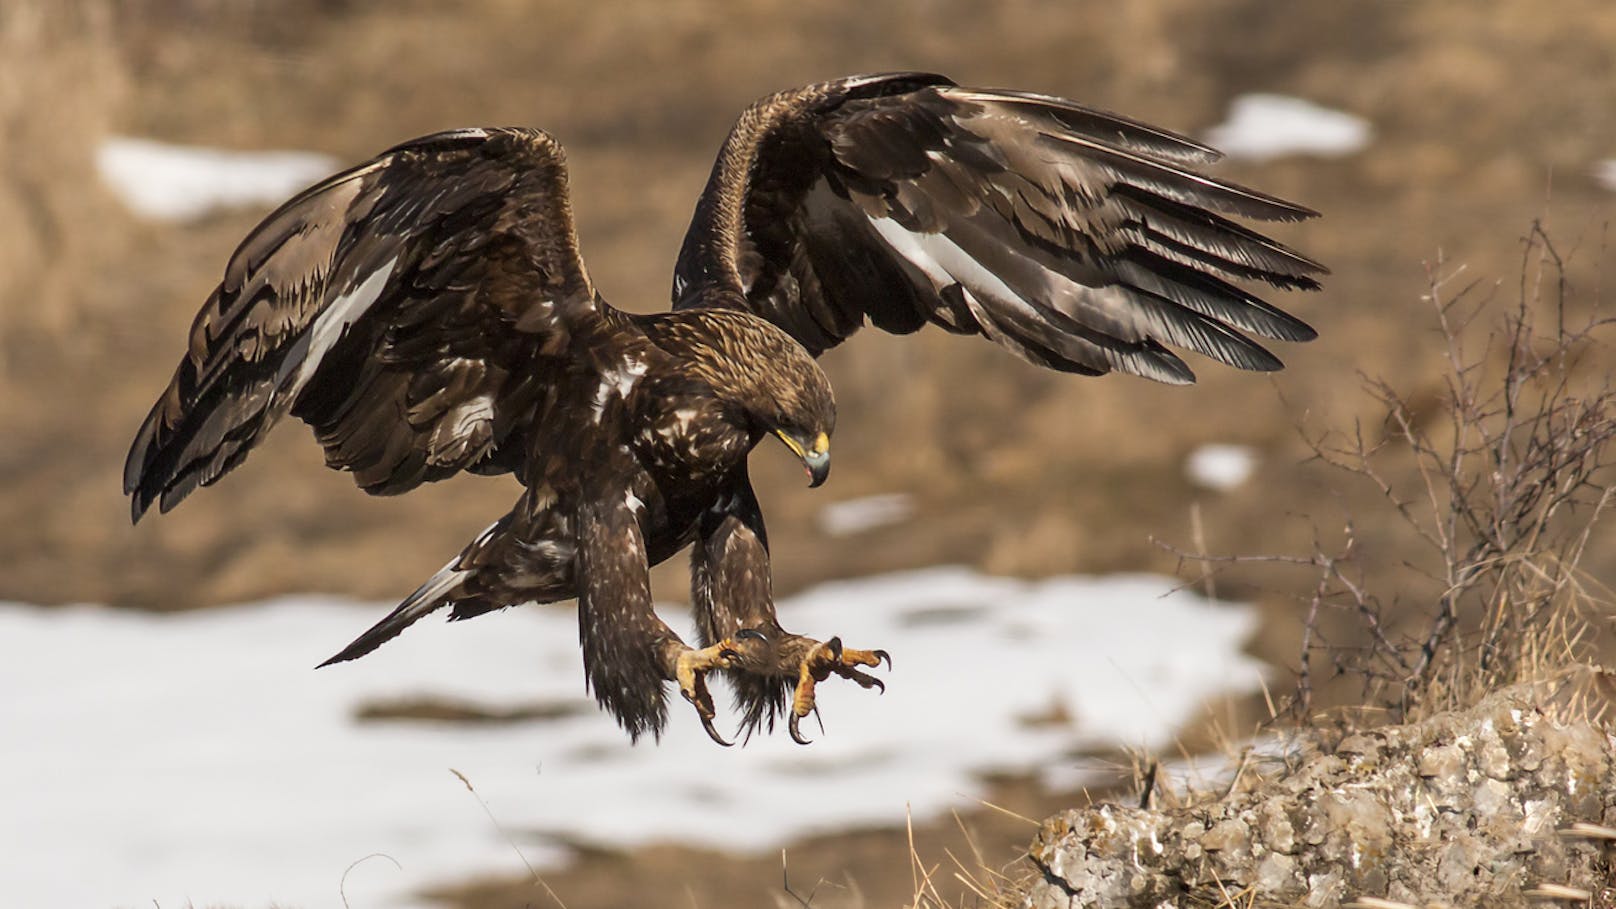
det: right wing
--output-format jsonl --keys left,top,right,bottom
{"left": 124, "top": 127, "right": 597, "bottom": 522}
{"left": 672, "top": 73, "right": 1323, "bottom": 384}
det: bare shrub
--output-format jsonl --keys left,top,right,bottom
{"left": 1172, "top": 223, "right": 1616, "bottom": 724}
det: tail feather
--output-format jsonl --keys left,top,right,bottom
{"left": 317, "top": 556, "right": 466, "bottom": 667}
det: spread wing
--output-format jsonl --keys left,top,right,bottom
{"left": 671, "top": 72, "right": 1324, "bottom": 383}
{"left": 125, "top": 127, "right": 597, "bottom": 522}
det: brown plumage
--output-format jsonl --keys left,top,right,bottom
{"left": 124, "top": 73, "right": 1323, "bottom": 744}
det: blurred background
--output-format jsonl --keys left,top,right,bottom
{"left": 2, "top": 0, "right": 1614, "bottom": 907}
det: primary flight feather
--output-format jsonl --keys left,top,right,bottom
{"left": 125, "top": 72, "right": 1323, "bottom": 745}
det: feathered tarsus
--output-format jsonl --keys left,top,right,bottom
{"left": 125, "top": 73, "right": 1323, "bottom": 744}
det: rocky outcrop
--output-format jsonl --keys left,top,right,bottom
{"left": 1026, "top": 679, "right": 1616, "bottom": 908}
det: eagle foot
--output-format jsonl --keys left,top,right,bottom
{"left": 675, "top": 637, "right": 751, "bottom": 747}
{"left": 787, "top": 636, "right": 890, "bottom": 745}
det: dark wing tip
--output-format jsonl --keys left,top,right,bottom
{"left": 316, "top": 627, "right": 392, "bottom": 669}
{"left": 124, "top": 410, "right": 171, "bottom": 524}
{"left": 1239, "top": 343, "right": 1286, "bottom": 373}
{"left": 316, "top": 561, "right": 466, "bottom": 668}
{"left": 123, "top": 405, "right": 162, "bottom": 494}
{"left": 315, "top": 649, "right": 357, "bottom": 669}
{"left": 1276, "top": 198, "right": 1323, "bottom": 221}
{"left": 317, "top": 625, "right": 393, "bottom": 668}
{"left": 1231, "top": 187, "right": 1320, "bottom": 223}
{"left": 127, "top": 483, "right": 173, "bottom": 524}
{"left": 125, "top": 470, "right": 151, "bottom": 525}
{"left": 1141, "top": 343, "right": 1198, "bottom": 385}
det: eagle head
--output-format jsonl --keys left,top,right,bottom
{"left": 689, "top": 310, "right": 837, "bottom": 487}
{"left": 748, "top": 330, "right": 835, "bottom": 488}
{"left": 764, "top": 380, "right": 835, "bottom": 488}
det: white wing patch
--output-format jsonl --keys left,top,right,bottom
{"left": 866, "top": 215, "right": 1048, "bottom": 322}
{"left": 866, "top": 215, "right": 953, "bottom": 290}
{"left": 277, "top": 256, "right": 400, "bottom": 403}
{"left": 871, "top": 215, "right": 1174, "bottom": 347}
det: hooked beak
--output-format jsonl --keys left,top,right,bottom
{"left": 774, "top": 430, "right": 831, "bottom": 488}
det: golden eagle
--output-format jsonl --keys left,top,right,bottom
{"left": 124, "top": 73, "right": 1322, "bottom": 745}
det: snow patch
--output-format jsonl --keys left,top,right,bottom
{"left": 1594, "top": 160, "right": 1616, "bottom": 191}
{"left": 0, "top": 567, "right": 1263, "bottom": 908}
{"left": 817, "top": 493, "right": 914, "bottom": 536}
{"left": 96, "top": 136, "right": 338, "bottom": 222}
{"left": 1204, "top": 94, "right": 1371, "bottom": 162}
{"left": 1186, "top": 444, "right": 1257, "bottom": 490}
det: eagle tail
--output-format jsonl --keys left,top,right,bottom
{"left": 317, "top": 555, "right": 467, "bottom": 667}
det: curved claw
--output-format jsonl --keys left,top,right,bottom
{"left": 837, "top": 666, "right": 885, "bottom": 693}
{"left": 699, "top": 712, "right": 734, "bottom": 748}
{"left": 788, "top": 711, "right": 813, "bottom": 745}
{"left": 874, "top": 649, "right": 892, "bottom": 670}
{"left": 735, "top": 627, "right": 769, "bottom": 643}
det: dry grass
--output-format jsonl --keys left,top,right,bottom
{"left": 899, "top": 804, "right": 1035, "bottom": 909}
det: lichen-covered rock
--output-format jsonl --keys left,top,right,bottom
{"left": 1025, "top": 680, "right": 1616, "bottom": 908}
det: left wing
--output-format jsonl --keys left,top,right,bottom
{"left": 124, "top": 127, "right": 598, "bottom": 522}
{"left": 671, "top": 72, "right": 1324, "bottom": 384}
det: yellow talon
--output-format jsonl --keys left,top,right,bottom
{"left": 788, "top": 636, "right": 890, "bottom": 745}
{"left": 675, "top": 639, "right": 744, "bottom": 746}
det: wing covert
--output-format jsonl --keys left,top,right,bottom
{"left": 671, "top": 73, "right": 1324, "bottom": 383}
{"left": 125, "top": 127, "right": 596, "bottom": 522}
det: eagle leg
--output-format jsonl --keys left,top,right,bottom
{"left": 786, "top": 636, "right": 891, "bottom": 746}
{"left": 690, "top": 472, "right": 891, "bottom": 743}
{"left": 672, "top": 634, "right": 758, "bottom": 747}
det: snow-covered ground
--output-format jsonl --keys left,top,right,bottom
{"left": 1, "top": 568, "right": 1264, "bottom": 908}
{"left": 96, "top": 137, "right": 338, "bottom": 222}
{"left": 1186, "top": 443, "right": 1258, "bottom": 491}
{"left": 1204, "top": 94, "right": 1371, "bottom": 162}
